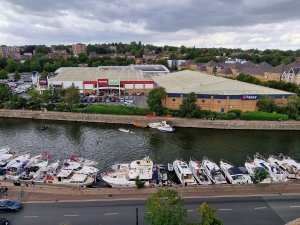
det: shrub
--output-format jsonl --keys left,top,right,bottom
{"left": 73, "top": 104, "right": 152, "bottom": 116}
{"left": 228, "top": 109, "right": 242, "bottom": 117}
{"left": 296, "top": 115, "right": 300, "bottom": 121}
{"left": 273, "top": 106, "right": 287, "bottom": 114}
{"left": 215, "top": 113, "right": 236, "bottom": 120}
{"left": 240, "top": 111, "right": 288, "bottom": 121}
{"left": 135, "top": 176, "right": 145, "bottom": 189}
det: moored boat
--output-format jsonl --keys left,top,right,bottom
{"left": 67, "top": 155, "right": 97, "bottom": 167}
{"left": 220, "top": 160, "right": 252, "bottom": 184}
{"left": 268, "top": 154, "right": 300, "bottom": 179}
{"left": 156, "top": 121, "right": 175, "bottom": 133}
{"left": 173, "top": 160, "right": 197, "bottom": 185}
{"left": 202, "top": 157, "right": 227, "bottom": 184}
{"left": 132, "top": 122, "right": 147, "bottom": 128}
{"left": 245, "top": 156, "right": 271, "bottom": 183}
{"left": 188, "top": 160, "right": 211, "bottom": 185}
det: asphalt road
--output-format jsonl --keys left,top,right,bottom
{"left": 1, "top": 195, "right": 300, "bottom": 225}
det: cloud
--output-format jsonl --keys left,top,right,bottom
{"left": 0, "top": 0, "right": 299, "bottom": 50}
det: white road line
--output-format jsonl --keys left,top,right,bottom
{"left": 218, "top": 208, "right": 233, "bottom": 211}
{"left": 104, "top": 213, "right": 119, "bottom": 216}
{"left": 254, "top": 207, "right": 267, "bottom": 210}
{"left": 187, "top": 209, "right": 194, "bottom": 212}
{"left": 289, "top": 206, "right": 300, "bottom": 208}
{"left": 64, "top": 215, "right": 79, "bottom": 217}
{"left": 24, "top": 216, "right": 39, "bottom": 218}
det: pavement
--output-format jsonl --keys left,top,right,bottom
{"left": 1, "top": 195, "right": 300, "bottom": 225}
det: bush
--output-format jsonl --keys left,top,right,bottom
{"left": 135, "top": 176, "right": 145, "bottom": 189}
{"left": 73, "top": 104, "right": 152, "bottom": 116}
{"left": 215, "top": 113, "right": 236, "bottom": 120}
{"left": 273, "top": 106, "right": 287, "bottom": 114}
{"left": 296, "top": 115, "right": 300, "bottom": 121}
{"left": 240, "top": 111, "right": 288, "bottom": 121}
{"left": 228, "top": 109, "right": 242, "bottom": 117}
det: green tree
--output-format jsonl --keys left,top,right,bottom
{"left": 236, "top": 74, "right": 261, "bottom": 85}
{"left": 145, "top": 189, "right": 187, "bottom": 225}
{"left": 78, "top": 53, "right": 88, "bottom": 63}
{"left": 256, "top": 96, "right": 275, "bottom": 113}
{"left": 0, "top": 70, "right": 8, "bottom": 79}
{"left": 64, "top": 84, "right": 80, "bottom": 108}
{"left": 286, "top": 95, "right": 300, "bottom": 119}
{"left": 135, "top": 175, "right": 145, "bottom": 189}
{"left": 147, "top": 87, "right": 166, "bottom": 115}
{"left": 40, "top": 70, "right": 48, "bottom": 79}
{"left": 26, "top": 87, "right": 41, "bottom": 110}
{"left": 179, "top": 92, "right": 200, "bottom": 118}
{"left": 13, "top": 71, "right": 20, "bottom": 80}
{"left": 0, "top": 83, "right": 12, "bottom": 103}
{"left": 252, "top": 168, "right": 269, "bottom": 184}
{"left": 197, "top": 202, "right": 223, "bottom": 225}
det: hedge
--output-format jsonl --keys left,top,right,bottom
{"left": 73, "top": 104, "right": 152, "bottom": 116}
{"left": 215, "top": 113, "right": 237, "bottom": 120}
{"left": 240, "top": 111, "right": 289, "bottom": 121}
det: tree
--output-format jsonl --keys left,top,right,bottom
{"left": 286, "top": 95, "right": 300, "bottom": 119}
{"left": 0, "top": 70, "right": 8, "bottom": 79}
{"left": 198, "top": 202, "right": 223, "bottom": 225}
{"left": 256, "top": 96, "right": 275, "bottom": 113}
{"left": 40, "top": 70, "right": 48, "bottom": 79}
{"left": 135, "top": 175, "right": 145, "bottom": 189}
{"left": 252, "top": 168, "right": 269, "bottom": 184}
{"left": 0, "top": 84, "right": 12, "bottom": 103}
{"left": 13, "top": 71, "right": 20, "bottom": 80}
{"left": 179, "top": 92, "right": 200, "bottom": 118}
{"left": 147, "top": 87, "right": 166, "bottom": 115}
{"left": 64, "top": 84, "right": 80, "bottom": 108}
{"left": 145, "top": 189, "right": 187, "bottom": 225}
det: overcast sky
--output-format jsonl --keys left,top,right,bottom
{"left": 0, "top": 0, "right": 299, "bottom": 50}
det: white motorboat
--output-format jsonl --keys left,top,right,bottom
{"left": 19, "top": 160, "right": 49, "bottom": 181}
{"left": 254, "top": 153, "right": 288, "bottom": 182}
{"left": 0, "top": 146, "right": 10, "bottom": 156}
{"left": 220, "top": 160, "right": 252, "bottom": 184}
{"left": 67, "top": 155, "right": 97, "bottom": 167}
{"left": 202, "top": 157, "right": 227, "bottom": 184}
{"left": 102, "top": 157, "right": 153, "bottom": 188}
{"left": 0, "top": 151, "right": 17, "bottom": 167}
{"left": 245, "top": 157, "right": 271, "bottom": 183}
{"left": 62, "top": 161, "right": 82, "bottom": 170}
{"left": 45, "top": 169, "right": 94, "bottom": 187}
{"left": 148, "top": 121, "right": 164, "bottom": 129}
{"left": 268, "top": 154, "right": 300, "bottom": 179}
{"left": 118, "top": 128, "right": 130, "bottom": 133}
{"left": 173, "top": 160, "right": 196, "bottom": 185}
{"left": 156, "top": 121, "right": 175, "bottom": 133}
{"left": 5, "top": 154, "right": 31, "bottom": 180}
{"left": 111, "top": 163, "right": 130, "bottom": 172}
{"left": 77, "top": 165, "right": 99, "bottom": 176}
{"left": 188, "top": 160, "right": 212, "bottom": 185}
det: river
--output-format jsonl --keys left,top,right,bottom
{"left": 0, "top": 118, "right": 299, "bottom": 172}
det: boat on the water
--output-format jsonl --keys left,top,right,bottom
{"left": 19, "top": 160, "right": 49, "bottom": 181}
{"left": 132, "top": 122, "right": 147, "bottom": 128}
{"left": 102, "top": 157, "right": 153, "bottom": 188}
{"left": 67, "top": 155, "right": 97, "bottom": 167}
{"left": 41, "top": 125, "right": 49, "bottom": 130}
{"left": 0, "top": 151, "right": 17, "bottom": 167}
{"left": 173, "top": 160, "right": 196, "bottom": 185}
{"left": 5, "top": 154, "right": 31, "bottom": 180}
{"left": 188, "top": 160, "right": 211, "bottom": 185}
{"left": 156, "top": 121, "right": 175, "bottom": 133}
{"left": 244, "top": 157, "right": 271, "bottom": 183}
{"left": 111, "top": 163, "right": 130, "bottom": 172}
{"left": 254, "top": 153, "right": 288, "bottom": 183}
{"left": 118, "top": 128, "right": 130, "bottom": 133}
{"left": 268, "top": 154, "right": 300, "bottom": 179}
{"left": 220, "top": 160, "right": 252, "bottom": 184}
{"left": 202, "top": 157, "right": 227, "bottom": 184}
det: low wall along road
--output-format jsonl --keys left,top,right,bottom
{"left": 1, "top": 109, "right": 300, "bottom": 130}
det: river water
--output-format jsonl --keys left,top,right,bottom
{"left": 0, "top": 118, "right": 299, "bottom": 172}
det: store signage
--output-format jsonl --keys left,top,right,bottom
{"left": 109, "top": 79, "right": 120, "bottom": 86}
{"left": 98, "top": 79, "right": 108, "bottom": 85}
{"left": 241, "top": 95, "right": 258, "bottom": 100}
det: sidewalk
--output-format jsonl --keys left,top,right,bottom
{"left": 2, "top": 180, "right": 300, "bottom": 202}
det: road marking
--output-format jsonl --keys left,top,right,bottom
{"left": 254, "top": 207, "right": 267, "bottom": 210}
{"left": 218, "top": 208, "right": 232, "bottom": 211}
{"left": 187, "top": 209, "right": 194, "bottom": 212}
{"left": 64, "top": 215, "right": 79, "bottom": 217}
{"left": 289, "top": 206, "right": 300, "bottom": 208}
{"left": 104, "top": 213, "right": 119, "bottom": 216}
{"left": 24, "top": 216, "right": 39, "bottom": 218}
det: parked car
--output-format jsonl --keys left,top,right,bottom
{"left": 136, "top": 92, "right": 141, "bottom": 96}
{"left": 0, "top": 199, "right": 22, "bottom": 212}
{"left": 119, "top": 97, "right": 125, "bottom": 102}
{"left": 0, "top": 218, "right": 9, "bottom": 225}
{"left": 105, "top": 98, "right": 110, "bottom": 103}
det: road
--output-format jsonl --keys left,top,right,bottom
{"left": 1, "top": 195, "right": 300, "bottom": 225}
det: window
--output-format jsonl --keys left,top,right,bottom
{"left": 172, "top": 98, "right": 176, "bottom": 102}
{"left": 218, "top": 100, "right": 221, "bottom": 103}
{"left": 202, "top": 100, "right": 205, "bottom": 103}
{"left": 221, "top": 108, "right": 224, "bottom": 113}
{"left": 288, "top": 73, "right": 293, "bottom": 83}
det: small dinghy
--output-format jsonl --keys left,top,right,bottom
{"left": 118, "top": 128, "right": 130, "bottom": 133}
{"left": 41, "top": 125, "right": 49, "bottom": 130}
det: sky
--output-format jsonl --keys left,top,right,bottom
{"left": 0, "top": 0, "right": 299, "bottom": 50}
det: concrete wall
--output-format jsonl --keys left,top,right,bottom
{"left": 1, "top": 109, "right": 300, "bottom": 130}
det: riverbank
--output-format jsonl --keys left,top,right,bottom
{"left": 1, "top": 180, "right": 300, "bottom": 202}
{"left": 1, "top": 109, "right": 300, "bottom": 130}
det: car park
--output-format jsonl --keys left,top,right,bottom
{"left": 0, "top": 199, "right": 22, "bottom": 212}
